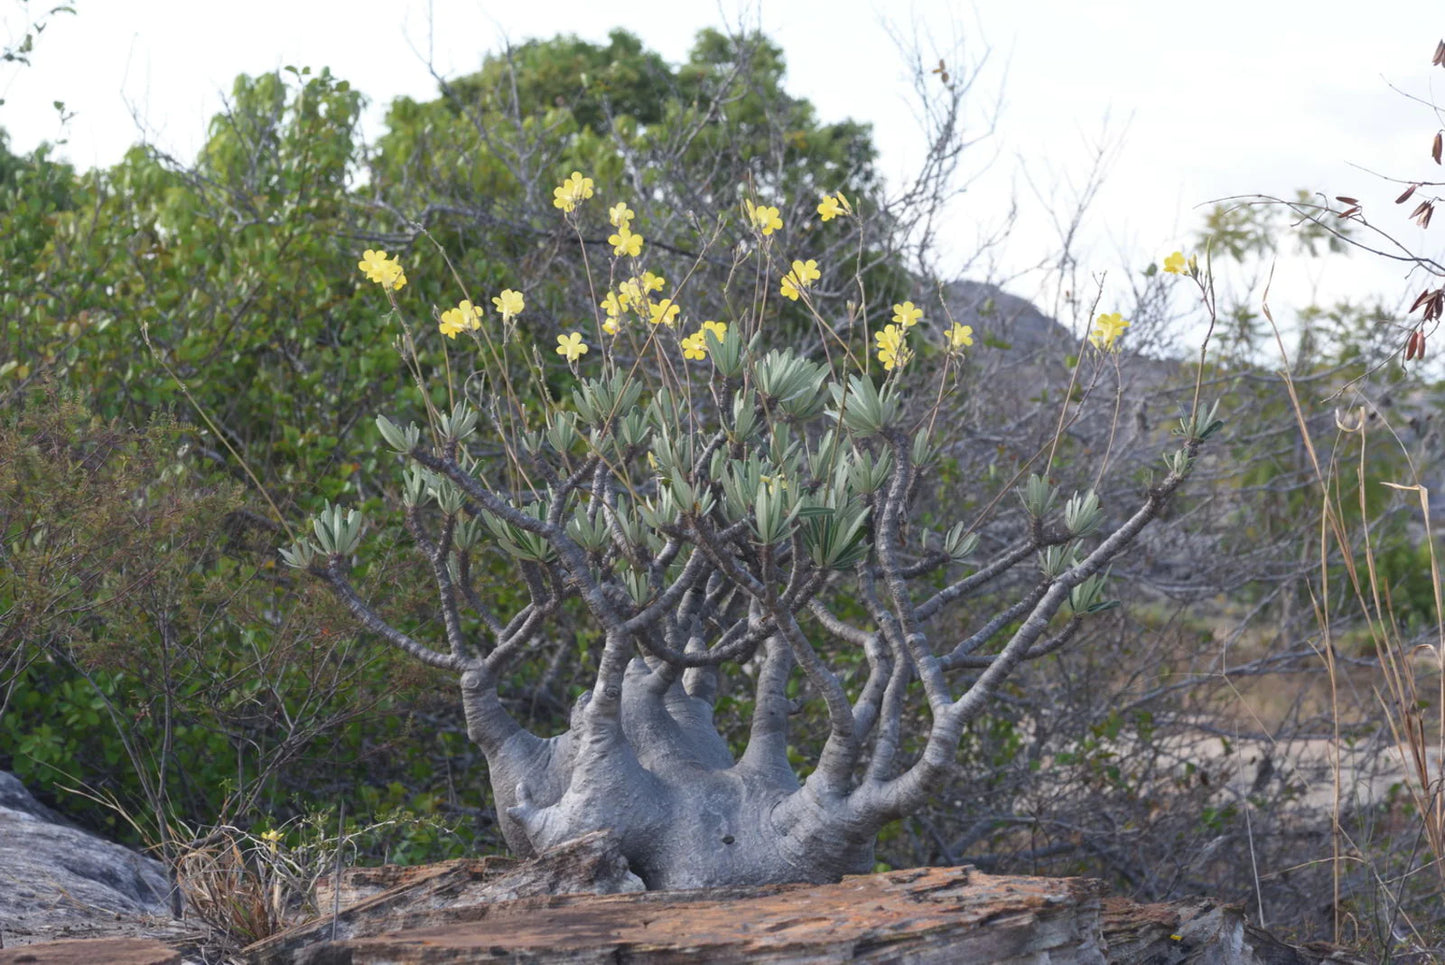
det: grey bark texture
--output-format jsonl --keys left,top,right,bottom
{"left": 243, "top": 858, "right": 1365, "bottom": 965}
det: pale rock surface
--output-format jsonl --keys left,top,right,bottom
{"left": 0, "top": 771, "right": 177, "bottom": 948}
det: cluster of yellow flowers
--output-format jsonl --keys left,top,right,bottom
{"left": 607, "top": 199, "right": 644, "bottom": 258}
{"left": 357, "top": 250, "right": 407, "bottom": 291}
{"left": 1082, "top": 248, "right": 1196, "bottom": 354}
{"left": 358, "top": 175, "right": 993, "bottom": 376}
{"left": 681, "top": 320, "right": 728, "bottom": 361}
{"left": 552, "top": 171, "right": 594, "bottom": 213}
{"left": 600, "top": 270, "right": 667, "bottom": 335}
{"left": 870, "top": 302, "right": 974, "bottom": 372}
{"left": 437, "top": 289, "right": 525, "bottom": 340}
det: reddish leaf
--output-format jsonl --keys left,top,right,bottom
{"left": 1434, "top": 131, "right": 1443, "bottom": 164}
{"left": 1396, "top": 183, "right": 1418, "bottom": 204}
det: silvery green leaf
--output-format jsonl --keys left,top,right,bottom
{"left": 1068, "top": 570, "right": 1112, "bottom": 614}
{"left": 566, "top": 508, "right": 609, "bottom": 552}
{"left": 707, "top": 325, "right": 748, "bottom": 379}
{"left": 1019, "top": 473, "right": 1057, "bottom": 518}
{"left": 614, "top": 411, "right": 650, "bottom": 450}
{"left": 754, "top": 349, "right": 828, "bottom": 420}
{"left": 943, "top": 522, "right": 978, "bottom": 563}
{"left": 730, "top": 389, "right": 758, "bottom": 442}
{"left": 1063, "top": 489, "right": 1102, "bottom": 537}
{"left": 828, "top": 374, "right": 898, "bottom": 437}
{"left": 546, "top": 411, "right": 579, "bottom": 453}
{"left": 313, "top": 503, "right": 365, "bottom": 556}
{"left": 454, "top": 516, "right": 484, "bottom": 550}
{"left": 430, "top": 477, "right": 465, "bottom": 515}
{"left": 402, "top": 465, "right": 430, "bottom": 508}
{"left": 911, "top": 433, "right": 938, "bottom": 470}
{"left": 437, "top": 401, "right": 477, "bottom": 442}
{"left": 1038, "top": 544, "right": 1077, "bottom": 580}
{"left": 376, "top": 414, "right": 420, "bottom": 453}
{"left": 279, "top": 539, "right": 317, "bottom": 569}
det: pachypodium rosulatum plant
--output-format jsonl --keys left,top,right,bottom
{"left": 282, "top": 177, "right": 1216, "bottom": 889}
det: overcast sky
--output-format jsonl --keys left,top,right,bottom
{"left": 2, "top": 0, "right": 1441, "bottom": 323}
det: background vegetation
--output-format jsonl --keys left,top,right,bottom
{"left": 2, "top": 17, "right": 1442, "bottom": 958}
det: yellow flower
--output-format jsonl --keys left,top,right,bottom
{"left": 944, "top": 323, "right": 974, "bottom": 350}
{"left": 439, "top": 300, "right": 482, "bottom": 339}
{"left": 640, "top": 271, "right": 665, "bottom": 293}
{"left": 744, "top": 199, "right": 783, "bottom": 236}
{"left": 681, "top": 332, "right": 708, "bottom": 360}
{"left": 817, "top": 194, "right": 843, "bottom": 222}
{"left": 701, "top": 320, "right": 727, "bottom": 339}
{"left": 609, "top": 201, "right": 634, "bottom": 229}
{"left": 780, "top": 259, "right": 820, "bottom": 302}
{"left": 601, "top": 290, "right": 623, "bottom": 318}
{"left": 892, "top": 301, "right": 923, "bottom": 328}
{"left": 1089, "top": 312, "right": 1129, "bottom": 351}
{"left": 609, "top": 225, "right": 644, "bottom": 258}
{"left": 556, "top": 331, "right": 589, "bottom": 362}
{"left": 358, "top": 249, "right": 406, "bottom": 291}
{"left": 1162, "top": 251, "right": 1187, "bottom": 275}
{"left": 492, "top": 289, "right": 525, "bottom": 323}
{"left": 602, "top": 316, "right": 621, "bottom": 335}
{"left": 617, "top": 279, "right": 642, "bottom": 308}
{"left": 874, "top": 324, "right": 912, "bottom": 371}
{"left": 649, "top": 298, "right": 680, "bottom": 327}
{"left": 552, "top": 171, "right": 594, "bottom": 213}
{"left": 260, "top": 829, "right": 283, "bottom": 850}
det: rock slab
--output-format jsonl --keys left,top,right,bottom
{"left": 0, "top": 772, "right": 177, "bottom": 948}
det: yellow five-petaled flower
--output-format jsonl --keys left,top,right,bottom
{"left": 556, "top": 331, "right": 588, "bottom": 362}
{"left": 944, "top": 323, "right": 974, "bottom": 351}
{"left": 609, "top": 225, "right": 644, "bottom": 258}
{"left": 681, "top": 332, "right": 708, "bottom": 360}
{"left": 681, "top": 321, "right": 727, "bottom": 361}
{"left": 439, "top": 300, "right": 482, "bottom": 339}
{"left": 875, "top": 324, "right": 912, "bottom": 371}
{"left": 552, "top": 171, "right": 595, "bottom": 213}
{"left": 1089, "top": 312, "right": 1129, "bottom": 351}
{"left": 1162, "top": 251, "right": 1187, "bottom": 275}
{"left": 779, "top": 259, "right": 821, "bottom": 301}
{"left": 816, "top": 192, "right": 851, "bottom": 222}
{"left": 892, "top": 301, "right": 923, "bottom": 328}
{"left": 493, "top": 289, "right": 525, "bottom": 323}
{"left": 649, "top": 298, "right": 680, "bottom": 327}
{"left": 744, "top": 199, "right": 783, "bottom": 236}
{"left": 358, "top": 249, "right": 407, "bottom": 291}
{"left": 609, "top": 201, "right": 634, "bottom": 229}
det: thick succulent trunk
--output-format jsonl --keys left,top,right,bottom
{"left": 464, "top": 658, "right": 876, "bottom": 890}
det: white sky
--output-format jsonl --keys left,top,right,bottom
{"left": 2, "top": 0, "right": 1443, "bottom": 324}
